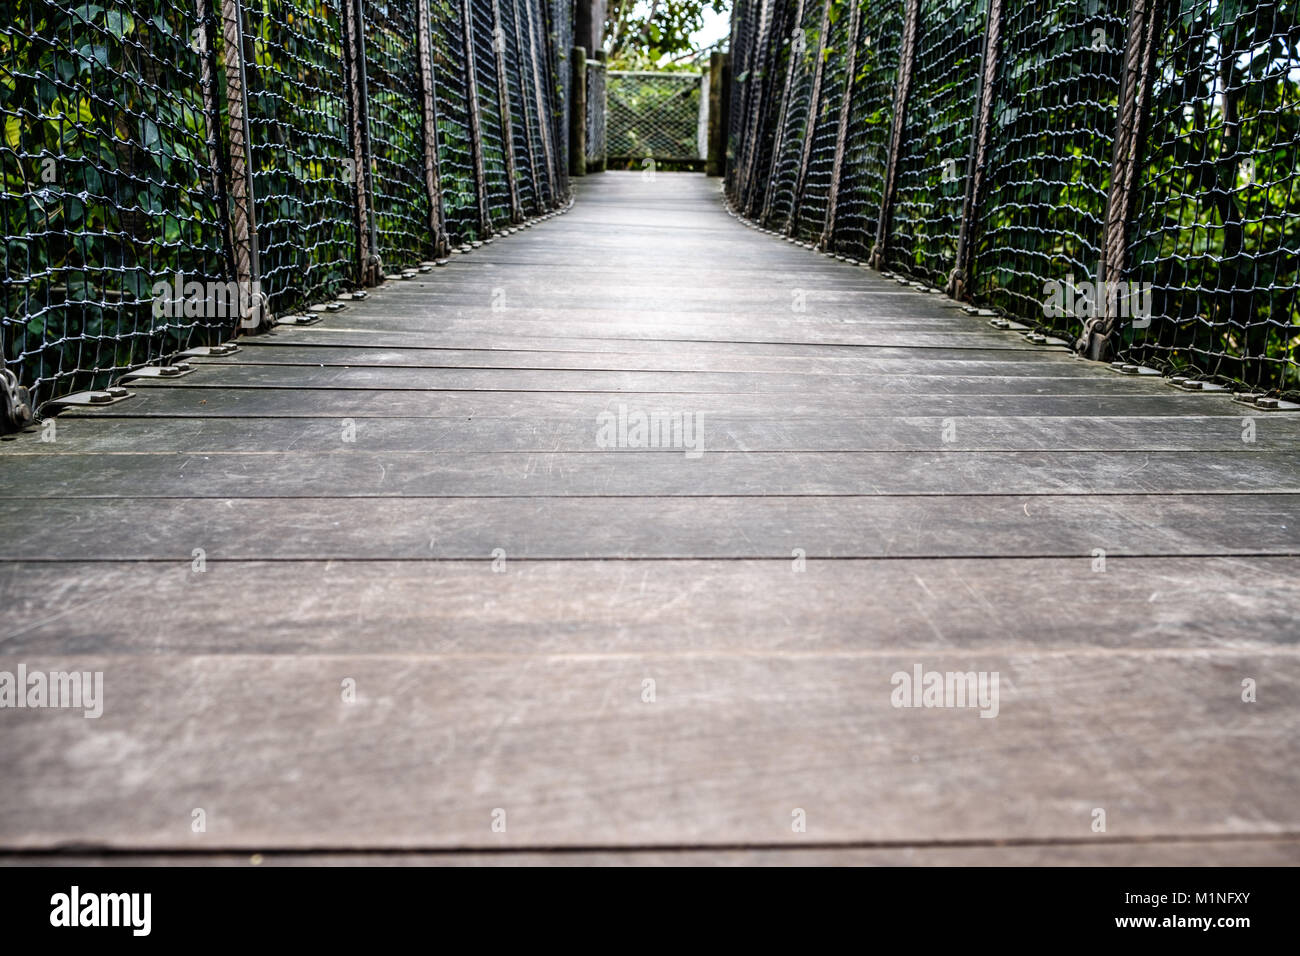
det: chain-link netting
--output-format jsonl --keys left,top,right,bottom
{"left": 827, "top": 0, "right": 902, "bottom": 258}
{"left": 1, "top": 0, "right": 571, "bottom": 422}
{"left": 365, "top": 0, "right": 434, "bottom": 269}
{"left": 2, "top": 0, "right": 229, "bottom": 408}
{"left": 1124, "top": 0, "right": 1299, "bottom": 392}
{"left": 968, "top": 0, "right": 1125, "bottom": 321}
{"left": 607, "top": 71, "right": 704, "bottom": 164}
{"left": 727, "top": 0, "right": 1300, "bottom": 394}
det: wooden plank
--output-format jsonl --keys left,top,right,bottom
{"left": 52, "top": 386, "right": 1244, "bottom": 419}
{"left": 0, "top": 494, "right": 1295, "bottom": 560}
{"left": 8, "top": 414, "right": 1300, "bottom": 454}
{"left": 123, "top": 364, "right": 1167, "bottom": 395}
{"left": 8, "top": 839, "right": 1296, "bottom": 864}
{"left": 0, "top": 652, "right": 1295, "bottom": 849}
{"left": 255, "top": 327, "right": 1056, "bottom": 354}
{"left": 3, "top": 556, "right": 1296, "bottom": 655}
{"left": 4, "top": 450, "right": 1297, "bottom": 498}
{"left": 195, "top": 343, "right": 1114, "bottom": 375}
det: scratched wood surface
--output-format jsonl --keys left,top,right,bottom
{"left": 1, "top": 172, "right": 1297, "bottom": 865}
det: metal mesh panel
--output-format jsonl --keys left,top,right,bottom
{"left": 2, "top": 0, "right": 229, "bottom": 407}
{"left": 550, "top": 0, "right": 572, "bottom": 183}
{"left": 606, "top": 71, "right": 704, "bottom": 164}
{"left": 2, "top": 0, "right": 571, "bottom": 419}
{"left": 883, "top": 0, "right": 988, "bottom": 283}
{"left": 793, "top": 2, "right": 852, "bottom": 237}
{"left": 365, "top": 0, "right": 433, "bottom": 269}
{"left": 829, "top": 0, "right": 903, "bottom": 258}
{"left": 469, "top": 1, "right": 511, "bottom": 224}
{"left": 429, "top": 0, "right": 478, "bottom": 243}
{"left": 243, "top": 0, "right": 355, "bottom": 315}
{"left": 969, "top": 0, "right": 1125, "bottom": 329}
{"left": 761, "top": 2, "right": 818, "bottom": 225}
{"left": 500, "top": 0, "right": 537, "bottom": 213}
{"left": 1123, "top": 0, "right": 1300, "bottom": 392}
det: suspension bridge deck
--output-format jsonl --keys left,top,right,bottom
{"left": 2, "top": 172, "right": 1298, "bottom": 865}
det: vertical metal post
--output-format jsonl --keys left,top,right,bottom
{"left": 416, "top": 0, "right": 449, "bottom": 256}
{"left": 784, "top": 0, "right": 833, "bottom": 235}
{"left": 1085, "top": 0, "right": 1163, "bottom": 360}
{"left": 869, "top": 0, "right": 921, "bottom": 269}
{"left": 818, "top": 0, "right": 863, "bottom": 249}
{"left": 522, "top": 0, "right": 558, "bottom": 206}
{"left": 342, "top": 0, "right": 380, "bottom": 283}
{"left": 490, "top": 0, "right": 523, "bottom": 222}
{"left": 460, "top": 0, "right": 492, "bottom": 236}
{"left": 947, "top": 0, "right": 1004, "bottom": 298}
{"left": 220, "top": 0, "right": 269, "bottom": 328}
{"left": 195, "top": 0, "right": 232, "bottom": 282}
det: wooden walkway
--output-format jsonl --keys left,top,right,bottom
{"left": 2, "top": 172, "right": 1298, "bottom": 865}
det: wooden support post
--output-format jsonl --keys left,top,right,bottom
{"left": 784, "top": 0, "right": 833, "bottom": 236}
{"left": 588, "top": 51, "right": 607, "bottom": 173}
{"left": 490, "top": 0, "right": 523, "bottom": 222}
{"left": 947, "top": 0, "right": 1004, "bottom": 299}
{"left": 757, "top": 0, "right": 808, "bottom": 223}
{"left": 219, "top": 0, "right": 269, "bottom": 328}
{"left": 818, "top": 0, "right": 863, "bottom": 250}
{"left": 342, "top": 0, "right": 380, "bottom": 283}
{"left": 706, "top": 51, "right": 727, "bottom": 176}
{"left": 569, "top": 45, "right": 587, "bottom": 178}
{"left": 461, "top": 0, "right": 492, "bottom": 236}
{"left": 415, "top": 0, "right": 449, "bottom": 256}
{"left": 869, "top": 0, "right": 921, "bottom": 269}
{"left": 1085, "top": 0, "right": 1163, "bottom": 360}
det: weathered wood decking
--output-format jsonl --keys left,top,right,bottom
{"left": 1, "top": 172, "right": 1298, "bottom": 865}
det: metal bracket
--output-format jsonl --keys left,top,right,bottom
{"left": 1109, "top": 362, "right": 1161, "bottom": 376}
{"left": 47, "top": 386, "right": 134, "bottom": 408}
{"left": 1232, "top": 393, "right": 1300, "bottom": 411}
{"left": 278, "top": 313, "right": 324, "bottom": 326}
{"left": 178, "top": 343, "right": 241, "bottom": 358}
{"left": 1167, "top": 376, "right": 1228, "bottom": 392}
{"left": 988, "top": 318, "right": 1030, "bottom": 331}
{"left": 122, "top": 363, "right": 196, "bottom": 381}
{"left": 1024, "top": 331, "right": 1070, "bottom": 347}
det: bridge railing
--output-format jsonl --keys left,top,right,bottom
{"left": 727, "top": 0, "right": 1300, "bottom": 395}
{"left": 1, "top": 0, "right": 572, "bottom": 419}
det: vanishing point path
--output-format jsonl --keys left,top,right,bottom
{"left": 2, "top": 172, "right": 1298, "bottom": 864}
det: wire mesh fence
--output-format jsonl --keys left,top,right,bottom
{"left": 606, "top": 71, "right": 705, "bottom": 165}
{"left": 727, "top": 0, "right": 1300, "bottom": 395}
{"left": 1, "top": 0, "right": 572, "bottom": 417}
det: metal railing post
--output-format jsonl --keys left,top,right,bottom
{"left": 1085, "top": 0, "right": 1163, "bottom": 360}
{"left": 461, "top": 0, "right": 492, "bottom": 236}
{"left": 416, "top": 0, "right": 449, "bottom": 256}
{"left": 219, "top": 0, "right": 270, "bottom": 328}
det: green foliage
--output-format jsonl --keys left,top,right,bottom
{"left": 605, "top": 0, "right": 728, "bottom": 68}
{"left": 2, "top": 0, "right": 225, "bottom": 404}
